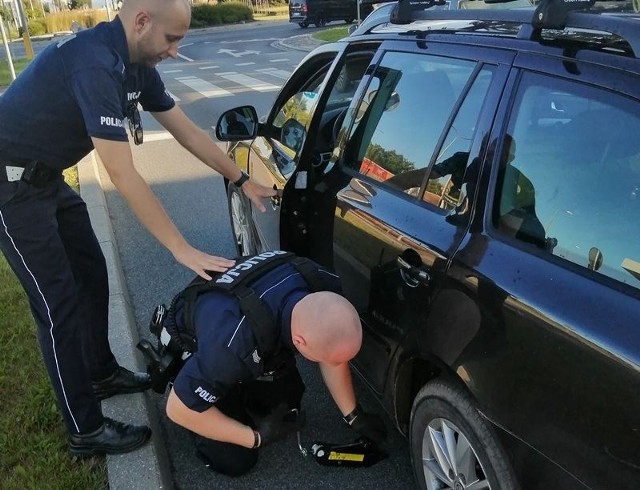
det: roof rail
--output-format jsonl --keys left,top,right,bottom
{"left": 388, "top": 1, "right": 640, "bottom": 57}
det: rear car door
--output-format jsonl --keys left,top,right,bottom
{"left": 325, "top": 42, "right": 514, "bottom": 395}
{"left": 453, "top": 53, "right": 640, "bottom": 488}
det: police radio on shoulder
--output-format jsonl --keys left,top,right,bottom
{"left": 234, "top": 171, "right": 250, "bottom": 188}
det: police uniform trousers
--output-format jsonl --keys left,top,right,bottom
{"left": 0, "top": 176, "right": 118, "bottom": 435}
{"left": 194, "top": 361, "right": 305, "bottom": 477}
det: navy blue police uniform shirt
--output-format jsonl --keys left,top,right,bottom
{"left": 0, "top": 16, "right": 174, "bottom": 170}
{"left": 173, "top": 262, "right": 341, "bottom": 412}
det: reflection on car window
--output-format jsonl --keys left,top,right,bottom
{"left": 273, "top": 64, "right": 330, "bottom": 154}
{"left": 425, "top": 67, "right": 494, "bottom": 210}
{"left": 342, "top": 52, "right": 477, "bottom": 201}
{"left": 495, "top": 72, "right": 640, "bottom": 288}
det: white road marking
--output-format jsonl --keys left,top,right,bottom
{"left": 180, "top": 42, "right": 194, "bottom": 48}
{"left": 166, "top": 91, "right": 180, "bottom": 102}
{"left": 175, "top": 76, "right": 233, "bottom": 97}
{"left": 256, "top": 68, "right": 291, "bottom": 80}
{"left": 236, "top": 62, "right": 255, "bottom": 66}
{"left": 143, "top": 131, "right": 175, "bottom": 142}
{"left": 163, "top": 70, "right": 183, "bottom": 74}
{"left": 198, "top": 66, "right": 220, "bottom": 70}
{"left": 269, "top": 59, "right": 290, "bottom": 63}
{"left": 214, "top": 72, "right": 279, "bottom": 92}
{"left": 177, "top": 53, "right": 194, "bottom": 62}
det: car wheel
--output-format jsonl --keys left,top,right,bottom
{"left": 298, "top": 22, "right": 308, "bottom": 28}
{"left": 410, "top": 379, "right": 518, "bottom": 490}
{"left": 227, "top": 183, "right": 257, "bottom": 256}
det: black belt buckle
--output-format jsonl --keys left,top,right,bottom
{"left": 22, "top": 161, "right": 55, "bottom": 187}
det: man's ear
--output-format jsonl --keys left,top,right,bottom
{"left": 292, "top": 334, "right": 306, "bottom": 348}
{"left": 134, "top": 11, "right": 152, "bottom": 34}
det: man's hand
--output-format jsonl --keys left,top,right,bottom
{"left": 240, "top": 180, "right": 277, "bottom": 213}
{"left": 171, "top": 243, "right": 235, "bottom": 280}
{"left": 344, "top": 406, "right": 387, "bottom": 444}
{"left": 255, "top": 404, "right": 305, "bottom": 447}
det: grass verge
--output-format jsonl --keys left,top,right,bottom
{"left": 0, "top": 165, "right": 108, "bottom": 490}
{"left": 313, "top": 26, "right": 349, "bottom": 43}
{"left": 0, "top": 58, "right": 30, "bottom": 88}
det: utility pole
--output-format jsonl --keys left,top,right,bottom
{"left": 15, "top": 0, "right": 32, "bottom": 60}
{"left": 1, "top": 13, "right": 16, "bottom": 82}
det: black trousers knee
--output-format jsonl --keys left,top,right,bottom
{"left": 0, "top": 177, "right": 118, "bottom": 434}
{"left": 193, "top": 363, "right": 305, "bottom": 477}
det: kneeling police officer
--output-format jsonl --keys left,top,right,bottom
{"left": 151, "top": 251, "right": 387, "bottom": 476}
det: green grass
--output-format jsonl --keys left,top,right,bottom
{"left": 0, "top": 58, "right": 30, "bottom": 87}
{"left": 0, "top": 166, "right": 107, "bottom": 490}
{"left": 313, "top": 26, "right": 349, "bottom": 43}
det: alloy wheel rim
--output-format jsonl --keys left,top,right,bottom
{"left": 421, "top": 418, "right": 490, "bottom": 490}
{"left": 230, "top": 191, "right": 251, "bottom": 255}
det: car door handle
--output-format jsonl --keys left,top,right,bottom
{"left": 270, "top": 187, "right": 283, "bottom": 210}
{"left": 397, "top": 255, "right": 431, "bottom": 287}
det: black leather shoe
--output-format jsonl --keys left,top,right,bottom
{"left": 68, "top": 418, "right": 151, "bottom": 457}
{"left": 92, "top": 366, "right": 152, "bottom": 401}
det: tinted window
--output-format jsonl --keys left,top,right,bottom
{"left": 424, "top": 67, "right": 494, "bottom": 210}
{"left": 494, "top": 72, "right": 640, "bottom": 288}
{"left": 342, "top": 52, "right": 479, "bottom": 200}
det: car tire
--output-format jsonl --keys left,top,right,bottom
{"left": 299, "top": 22, "right": 308, "bottom": 28}
{"left": 410, "top": 379, "right": 518, "bottom": 490}
{"left": 227, "top": 182, "right": 258, "bottom": 257}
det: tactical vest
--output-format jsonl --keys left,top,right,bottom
{"left": 165, "top": 251, "right": 341, "bottom": 365}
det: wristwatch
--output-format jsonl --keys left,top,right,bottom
{"left": 233, "top": 170, "right": 250, "bottom": 188}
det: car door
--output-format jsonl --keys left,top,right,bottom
{"left": 316, "top": 42, "right": 513, "bottom": 395}
{"left": 228, "top": 48, "right": 339, "bottom": 253}
{"left": 452, "top": 55, "right": 640, "bottom": 488}
{"left": 236, "top": 45, "right": 377, "bottom": 253}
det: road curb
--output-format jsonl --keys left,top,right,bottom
{"left": 78, "top": 152, "right": 174, "bottom": 490}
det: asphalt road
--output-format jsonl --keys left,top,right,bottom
{"left": 98, "top": 21, "right": 416, "bottom": 490}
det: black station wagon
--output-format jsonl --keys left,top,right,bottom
{"left": 215, "top": 1, "right": 640, "bottom": 488}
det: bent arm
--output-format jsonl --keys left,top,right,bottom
{"left": 166, "top": 388, "right": 255, "bottom": 448}
{"left": 91, "top": 137, "right": 233, "bottom": 278}
{"left": 151, "top": 105, "right": 275, "bottom": 212}
{"left": 319, "top": 362, "right": 357, "bottom": 416}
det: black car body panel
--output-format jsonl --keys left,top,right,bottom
{"left": 218, "top": 3, "right": 640, "bottom": 488}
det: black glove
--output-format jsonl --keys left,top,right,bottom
{"left": 343, "top": 405, "right": 387, "bottom": 444}
{"left": 255, "top": 404, "right": 305, "bottom": 447}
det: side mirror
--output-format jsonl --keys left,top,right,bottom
{"left": 281, "top": 119, "right": 306, "bottom": 153}
{"left": 347, "top": 23, "right": 358, "bottom": 35}
{"left": 216, "top": 106, "right": 258, "bottom": 141}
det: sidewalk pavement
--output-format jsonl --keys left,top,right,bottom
{"left": 77, "top": 33, "right": 323, "bottom": 490}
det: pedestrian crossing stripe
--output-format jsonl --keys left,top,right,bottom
{"left": 255, "top": 68, "right": 290, "bottom": 80}
{"left": 215, "top": 72, "right": 280, "bottom": 92}
{"left": 175, "top": 76, "right": 233, "bottom": 97}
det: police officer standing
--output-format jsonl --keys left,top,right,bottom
{"left": 164, "top": 253, "right": 387, "bottom": 476}
{"left": 0, "top": 0, "right": 274, "bottom": 456}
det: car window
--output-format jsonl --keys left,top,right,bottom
{"left": 494, "top": 72, "right": 640, "bottom": 288}
{"left": 424, "top": 66, "right": 495, "bottom": 210}
{"left": 340, "top": 51, "right": 479, "bottom": 201}
{"left": 272, "top": 62, "right": 332, "bottom": 158}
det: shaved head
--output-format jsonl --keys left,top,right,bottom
{"left": 118, "top": 0, "right": 191, "bottom": 66}
{"left": 291, "top": 292, "right": 362, "bottom": 365}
